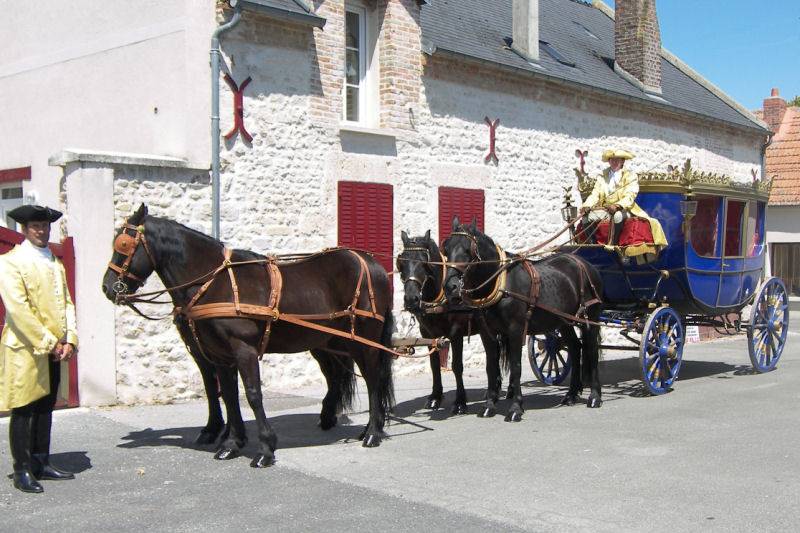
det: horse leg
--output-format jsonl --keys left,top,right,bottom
{"left": 214, "top": 365, "right": 247, "bottom": 460}
{"left": 311, "top": 348, "right": 356, "bottom": 430}
{"left": 504, "top": 330, "right": 525, "bottom": 422}
{"left": 353, "top": 347, "right": 392, "bottom": 447}
{"left": 426, "top": 349, "right": 444, "bottom": 410}
{"left": 450, "top": 335, "right": 468, "bottom": 414}
{"left": 193, "top": 356, "right": 225, "bottom": 445}
{"left": 561, "top": 326, "right": 584, "bottom": 406}
{"left": 234, "top": 351, "right": 278, "bottom": 468}
{"left": 583, "top": 323, "right": 603, "bottom": 408}
{"left": 479, "top": 332, "right": 501, "bottom": 418}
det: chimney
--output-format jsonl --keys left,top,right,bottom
{"left": 512, "top": 0, "right": 539, "bottom": 62}
{"left": 763, "top": 88, "right": 787, "bottom": 133}
{"left": 614, "top": 0, "right": 662, "bottom": 94}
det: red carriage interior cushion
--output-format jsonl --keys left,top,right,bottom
{"left": 576, "top": 217, "right": 652, "bottom": 246}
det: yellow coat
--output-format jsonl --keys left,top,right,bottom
{"left": 582, "top": 168, "right": 668, "bottom": 247}
{"left": 0, "top": 245, "right": 78, "bottom": 410}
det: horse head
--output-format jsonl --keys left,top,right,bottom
{"left": 102, "top": 203, "right": 157, "bottom": 303}
{"left": 398, "top": 229, "right": 442, "bottom": 312}
{"left": 442, "top": 216, "right": 495, "bottom": 304}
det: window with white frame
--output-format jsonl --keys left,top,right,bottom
{"left": 343, "top": 3, "right": 376, "bottom": 125}
{"left": 0, "top": 184, "right": 24, "bottom": 230}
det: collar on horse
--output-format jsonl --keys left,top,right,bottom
{"left": 461, "top": 245, "right": 509, "bottom": 308}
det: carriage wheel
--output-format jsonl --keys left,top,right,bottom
{"left": 639, "top": 306, "right": 684, "bottom": 395}
{"left": 527, "top": 331, "right": 572, "bottom": 386}
{"left": 747, "top": 277, "right": 789, "bottom": 373}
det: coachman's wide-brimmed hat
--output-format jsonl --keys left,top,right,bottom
{"left": 7, "top": 205, "right": 63, "bottom": 224}
{"left": 601, "top": 149, "right": 635, "bottom": 162}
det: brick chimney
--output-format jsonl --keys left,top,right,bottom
{"left": 512, "top": 0, "right": 539, "bottom": 62}
{"left": 614, "top": 0, "right": 662, "bottom": 95}
{"left": 763, "top": 88, "right": 787, "bottom": 133}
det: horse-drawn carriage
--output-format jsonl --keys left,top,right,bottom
{"left": 528, "top": 160, "right": 789, "bottom": 395}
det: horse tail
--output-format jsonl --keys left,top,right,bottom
{"left": 378, "top": 303, "right": 396, "bottom": 413}
{"left": 580, "top": 311, "right": 602, "bottom": 384}
{"left": 497, "top": 333, "right": 510, "bottom": 373}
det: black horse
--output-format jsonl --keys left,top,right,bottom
{"left": 397, "top": 230, "right": 497, "bottom": 414}
{"left": 102, "top": 204, "right": 395, "bottom": 467}
{"left": 442, "top": 217, "right": 604, "bottom": 422}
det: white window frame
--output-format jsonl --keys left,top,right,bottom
{"left": 0, "top": 182, "right": 24, "bottom": 230}
{"left": 342, "top": 2, "right": 378, "bottom": 127}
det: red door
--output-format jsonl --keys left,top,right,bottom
{"left": 0, "top": 226, "right": 79, "bottom": 408}
{"left": 337, "top": 181, "right": 394, "bottom": 286}
{"left": 438, "top": 186, "right": 485, "bottom": 243}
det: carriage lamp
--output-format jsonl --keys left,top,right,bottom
{"left": 679, "top": 200, "right": 698, "bottom": 218}
{"left": 561, "top": 187, "right": 579, "bottom": 222}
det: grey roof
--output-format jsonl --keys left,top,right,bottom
{"left": 239, "top": 0, "right": 326, "bottom": 28}
{"left": 421, "top": 0, "right": 765, "bottom": 132}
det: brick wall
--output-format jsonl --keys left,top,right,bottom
{"left": 615, "top": 0, "right": 662, "bottom": 92}
{"left": 377, "top": 0, "right": 422, "bottom": 130}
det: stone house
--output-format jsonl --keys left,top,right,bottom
{"left": 756, "top": 88, "right": 800, "bottom": 297}
{"left": 0, "top": 0, "right": 769, "bottom": 406}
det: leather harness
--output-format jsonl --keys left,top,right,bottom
{"left": 108, "top": 223, "right": 407, "bottom": 364}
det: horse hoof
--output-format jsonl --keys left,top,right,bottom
{"left": 250, "top": 454, "right": 275, "bottom": 468}
{"left": 319, "top": 415, "right": 337, "bottom": 431}
{"left": 362, "top": 434, "right": 382, "bottom": 448}
{"left": 194, "top": 430, "right": 219, "bottom": 445}
{"left": 505, "top": 411, "right": 523, "bottom": 422}
{"left": 214, "top": 447, "right": 239, "bottom": 461}
{"left": 451, "top": 403, "right": 468, "bottom": 415}
{"left": 561, "top": 394, "right": 578, "bottom": 406}
{"left": 425, "top": 398, "right": 441, "bottom": 410}
{"left": 587, "top": 397, "right": 603, "bottom": 408}
{"left": 478, "top": 407, "right": 496, "bottom": 418}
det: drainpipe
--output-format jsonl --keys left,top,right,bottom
{"left": 761, "top": 132, "right": 774, "bottom": 277}
{"left": 211, "top": 0, "right": 242, "bottom": 240}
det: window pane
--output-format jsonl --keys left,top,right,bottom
{"left": 346, "top": 86, "right": 359, "bottom": 122}
{"left": 346, "top": 12, "right": 360, "bottom": 49}
{"left": 346, "top": 49, "right": 360, "bottom": 85}
{"left": 724, "top": 200, "right": 745, "bottom": 257}
{"left": 2, "top": 187, "right": 23, "bottom": 199}
{"left": 690, "top": 196, "right": 720, "bottom": 257}
{"left": 745, "top": 202, "right": 759, "bottom": 257}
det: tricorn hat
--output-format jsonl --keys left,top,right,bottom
{"left": 601, "top": 149, "right": 635, "bottom": 162}
{"left": 7, "top": 205, "right": 63, "bottom": 224}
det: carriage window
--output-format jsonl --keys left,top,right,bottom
{"left": 689, "top": 196, "right": 720, "bottom": 257}
{"left": 724, "top": 200, "right": 746, "bottom": 257}
{"left": 744, "top": 201, "right": 762, "bottom": 257}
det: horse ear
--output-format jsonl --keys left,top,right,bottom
{"left": 130, "top": 203, "right": 148, "bottom": 224}
{"left": 424, "top": 229, "right": 431, "bottom": 242}
{"left": 401, "top": 230, "right": 410, "bottom": 246}
{"left": 452, "top": 216, "right": 460, "bottom": 230}
{"left": 470, "top": 217, "right": 477, "bottom": 231}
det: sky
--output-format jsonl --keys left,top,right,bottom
{"left": 606, "top": 0, "right": 800, "bottom": 110}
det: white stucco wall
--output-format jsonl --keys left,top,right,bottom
{"left": 766, "top": 206, "right": 800, "bottom": 244}
{"left": 0, "top": 0, "right": 215, "bottom": 238}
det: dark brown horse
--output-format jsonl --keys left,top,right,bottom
{"left": 101, "top": 204, "right": 395, "bottom": 468}
{"left": 397, "top": 230, "right": 497, "bottom": 414}
{"left": 442, "top": 217, "right": 604, "bottom": 422}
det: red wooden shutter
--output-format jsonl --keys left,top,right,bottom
{"left": 438, "top": 186, "right": 485, "bottom": 243}
{"left": 338, "top": 181, "right": 394, "bottom": 276}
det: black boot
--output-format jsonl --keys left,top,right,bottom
{"left": 9, "top": 412, "right": 43, "bottom": 493}
{"left": 31, "top": 411, "right": 74, "bottom": 480}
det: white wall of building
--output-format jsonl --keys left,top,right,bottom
{"left": 0, "top": 0, "right": 215, "bottom": 238}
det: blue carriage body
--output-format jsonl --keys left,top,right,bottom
{"left": 573, "top": 187, "right": 768, "bottom": 316}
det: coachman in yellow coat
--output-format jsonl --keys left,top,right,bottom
{"left": 0, "top": 205, "right": 78, "bottom": 493}
{"left": 580, "top": 149, "right": 667, "bottom": 255}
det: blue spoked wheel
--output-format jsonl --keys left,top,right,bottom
{"left": 527, "top": 331, "right": 572, "bottom": 386}
{"left": 639, "top": 306, "right": 684, "bottom": 395}
{"left": 748, "top": 277, "right": 789, "bottom": 373}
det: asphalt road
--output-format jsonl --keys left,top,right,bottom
{"left": 1, "top": 324, "right": 798, "bottom": 532}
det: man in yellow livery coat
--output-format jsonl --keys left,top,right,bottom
{"left": 580, "top": 149, "right": 667, "bottom": 252}
{"left": 0, "top": 205, "right": 78, "bottom": 493}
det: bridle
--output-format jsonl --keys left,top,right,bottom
{"left": 445, "top": 230, "right": 483, "bottom": 274}
{"left": 107, "top": 222, "right": 157, "bottom": 297}
{"left": 398, "top": 244, "right": 447, "bottom": 309}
